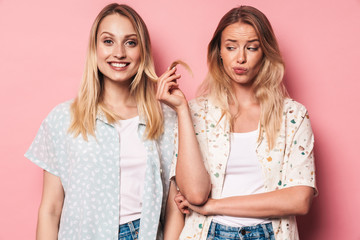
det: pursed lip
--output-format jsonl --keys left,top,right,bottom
{"left": 233, "top": 67, "right": 247, "bottom": 74}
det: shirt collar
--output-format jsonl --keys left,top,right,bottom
{"left": 96, "top": 108, "right": 147, "bottom": 126}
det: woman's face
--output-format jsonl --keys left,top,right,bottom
{"left": 96, "top": 13, "right": 141, "bottom": 84}
{"left": 220, "top": 22, "right": 263, "bottom": 86}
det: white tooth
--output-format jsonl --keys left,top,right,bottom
{"left": 111, "top": 63, "right": 127, "bottom": 67}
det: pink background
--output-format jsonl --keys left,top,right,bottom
{"left": 1, "top": 0, "right": 359, "bottom": 239}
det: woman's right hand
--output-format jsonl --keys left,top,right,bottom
{"left": 158, "top": 66, "right": 211, "bottom": 206}
{"left": 156, "top": 67, "right": 187, "bottom": 113}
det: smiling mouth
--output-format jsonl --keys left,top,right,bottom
{"left": 110, "top": 62, "right": 129, "bottom": 68}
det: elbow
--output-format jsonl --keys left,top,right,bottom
{"left": 38, "top": 204, "right": 63, "bottom": 219}
{"left": 295, "top": 201, "right": 311, "bottom": 216}
{"left": 175, "top": 175, "right": 211, "bottom": 206}
{"left": 183, "top": 187, "right": 211, "bottom": 206}
{"left": 185, "top": 193, "right": 209, "bottom": 206}
{"left": 293, "top": 189, "right": 314, "bottom": 216}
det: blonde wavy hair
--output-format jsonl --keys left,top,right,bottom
{"left": 69, "top": 3, "right": 163, "bottom": 140}
{"left": 200, "top": 6, "right": 289, "bottom": 149}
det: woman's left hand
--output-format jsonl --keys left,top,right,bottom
{"left": 174, "top": 192, "right": 216, "bottom": 216}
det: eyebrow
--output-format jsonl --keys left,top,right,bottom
{"left": 225, "top": 39, "right": 260, "bottom": 43}
{"left": 100, "top": 32, "right": 138, "bottom": 38}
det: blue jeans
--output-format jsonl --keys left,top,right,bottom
{"left": 118, "top": 219, "right": 140, "bottom": 240}
{"left": 207, "top": 221, "right": 275, "bottom": 240}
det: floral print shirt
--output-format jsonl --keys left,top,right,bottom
{"left": 25, "top": 101, "right": 176, "bottom": 240}
{"left": 171, "top": 96, "right": 316, "bottom": 240}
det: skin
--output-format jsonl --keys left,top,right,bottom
{"left": 156, "top": 66, "right": 211, "bottom": 206}
{"left": 158, "top": 21, "right": 314, "bottom": 238}
{"left": 96, "top": 13, "right": 141, "bottom": 118}
{"left": 163, "top": 181, "right": 185, "bottom": 240}
{"left": 36, "top": 171, "right": 64, "bottom": 240}
{"left": 221, "top": 21, "right": 263, "bottom": 132}
{"left": 221, "top": 22, "right": 263, "bottom": 88}
{"left": 36, "top": 13, "right": 143, "bottom": 239}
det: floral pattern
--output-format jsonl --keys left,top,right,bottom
{"left": 171, "top": 96, "right": 316, "bottom": 240}
{"left": 25, "top": 101, "right": 176, "bottom": 240}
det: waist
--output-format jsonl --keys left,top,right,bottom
{"left": 207, "top": 221, "right": 274, "bottom": 239}
{"left": 212, "top": 214, "right": 271, "bottom": 228}
{"left": 119, "top": 218, "right": 140, "bottom": 237}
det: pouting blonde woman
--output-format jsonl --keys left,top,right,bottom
{"left": 26, "top": 3, "right": 177, "bottom": 240}
{"left": 159, "top": 5, "right": 317, "bottom": 240}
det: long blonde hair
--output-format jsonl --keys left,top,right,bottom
{"left": 200, "top": 6, "right": 289, "bottom": 149}
{"left": 69, "top": 3, "right": 163, "bottom": 140}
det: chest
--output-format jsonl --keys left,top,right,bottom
{"left": 199, "top": 115, "right": 288, "bottom": 197}
{"left": 230, "top": 104, "right": 260, "bottom": 133}
{"left": 226, "top": 132, "right": 259, "bottom": 175}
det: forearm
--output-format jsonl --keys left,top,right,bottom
{"left": 36, "top": 208, "right": 61, "bottom": 240}
{"left": 164, "top": 182, "right": 185, "bottom": 240}
{"left": 175, "top": 105, "right": 211, "bottom": 205}
{"left": 201, "top": 186, "right": 314, "bottom": 218}
{"left": 36, "top": 171, "right": 64, "bottom": 240}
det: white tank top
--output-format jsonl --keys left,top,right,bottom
{"left": 115, "top": 116, "right": 147, "bottom": 224}
{"left": 212, "top": 130, "right": 271, "bottom": 227}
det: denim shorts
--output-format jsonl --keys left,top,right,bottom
{"left": 206, "top": 221, "right": 275, "bottom": 240}
{"left": 118, "top": 218, "right": 140, "bottom": 240}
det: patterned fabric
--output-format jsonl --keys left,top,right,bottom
{"left": 171, "top": 96, "right": 316, "bottom": 240}
{"left": 25, "top": 101, "right": 176, "bottom": 240}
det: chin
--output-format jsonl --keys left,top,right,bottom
{"left": 232, "top": 77, "right": 249, "bottom": 84}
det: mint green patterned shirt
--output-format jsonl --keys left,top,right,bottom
{"left": 25, "top": 101, "right": 176, "bottom": 240}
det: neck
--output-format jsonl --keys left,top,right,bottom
{"left": 101, "top": 78, "right": 137, "bottom": 117}
{"left": 231, "top": 82, "right": 258, "bottom": 108}
{"left": 229, "top": 82, "right": 261, "bottom": 133}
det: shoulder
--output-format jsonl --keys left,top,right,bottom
{"left": 188, "top": 95, "right": 210, "bottom": 112}
{"left": 283, "top": 98, "right": 309, "bottom": 118}
{"left": 282, "top": 99, "right": 312, "bottom": 133}
{"left": 43, "top": 100, "right": 73, "bottom": 128}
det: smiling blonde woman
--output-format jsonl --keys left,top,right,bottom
{"left": 26, "top": 3, "right": 177, "bottom": 240}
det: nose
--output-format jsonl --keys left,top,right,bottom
{"left": 237, "top": 49, "right": 246, "bottom": 64}
{"left": 114, "top": 44, "right": 126, "bottom": 59}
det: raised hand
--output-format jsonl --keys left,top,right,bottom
{"left": 156, "top": 66, "right": 187, "bottom": 113}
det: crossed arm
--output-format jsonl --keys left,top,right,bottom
{"left": 158, "top": 67, "right": 315, "bottom": 239}
{"left": 174, "top": 185, "right": 314, "bottom": 218}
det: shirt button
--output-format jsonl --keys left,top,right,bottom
{"left": 160, "top": 168, "right": 163, "bottom": 173}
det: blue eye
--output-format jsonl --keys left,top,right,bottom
{"left": 104, "top": 39, "right": 113, "bottom": 44}
{"left": 126, "top": 40, "right": 137, "bottom": 47}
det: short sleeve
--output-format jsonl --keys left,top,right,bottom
{"left": 24, "top": 103, "right": 69, "bottom": 177}
{"left": 284, "top": 109, "right": 317, "bottom": 195}
{"left": 25, "top": 117, "right": 60, "bottom": 176}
